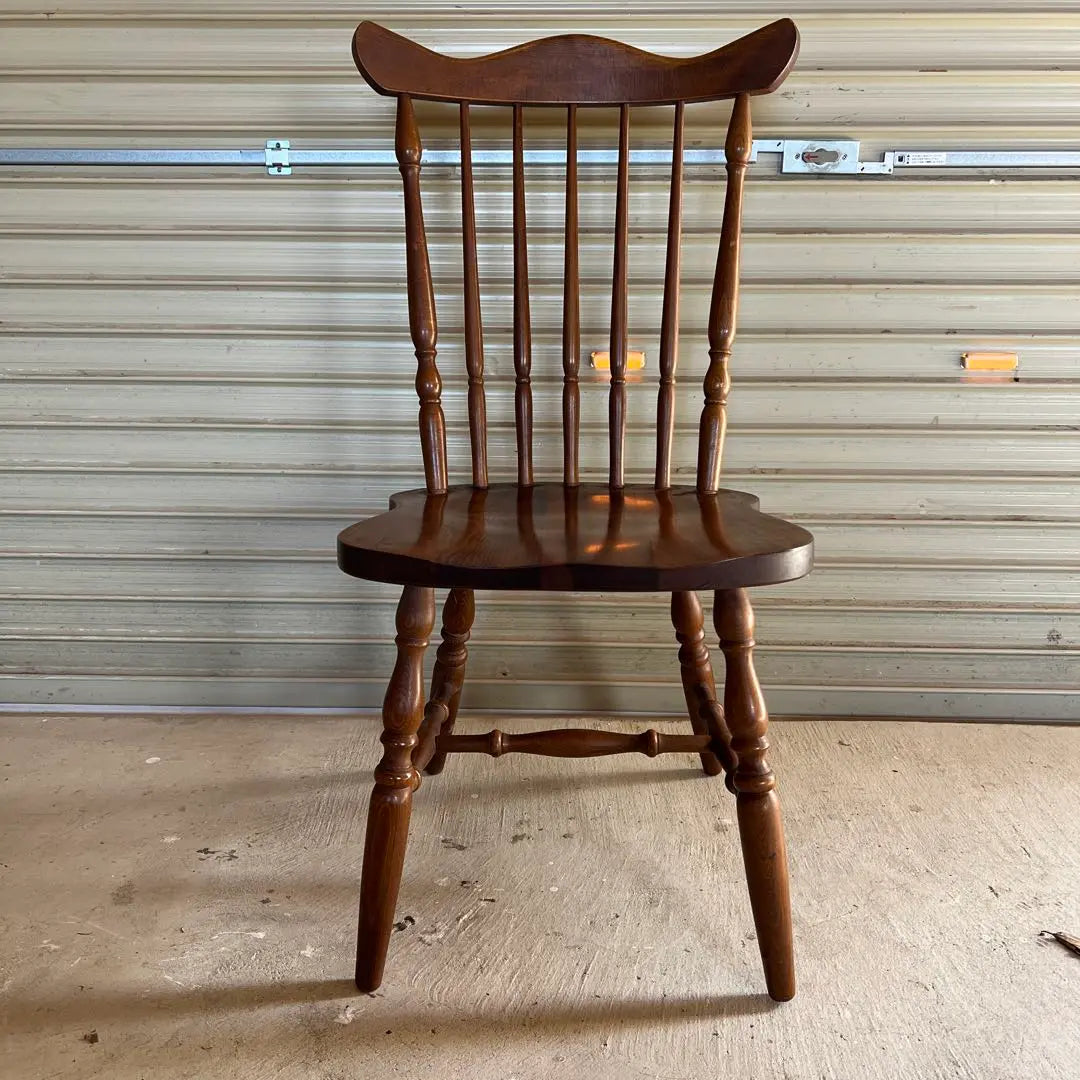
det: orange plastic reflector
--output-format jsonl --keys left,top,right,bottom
{"left": 590, "top": 349, "right": 646, "bottom": 372}
{"left": 961, "top": 351, "right": 1018, "bottom": 372}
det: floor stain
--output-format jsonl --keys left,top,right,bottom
{"left": 196, "top": 847, "right": 239, "bottom": 861}
{"left": 110, "top": 882, "right": 135, "bottom": 906}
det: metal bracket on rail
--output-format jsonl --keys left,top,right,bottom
{"left": 763, "top": 139, "right": 894, "bottom": 175}
{"left": 264, "top": 139, "right": 290, "bottom": 176}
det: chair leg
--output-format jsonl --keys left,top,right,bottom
{"left": 422, "top": 587, "right": 475, "bottom": 776}
{"left": 714, "top": 587, "right": 795, "bottom": 1002}
{"left": 671, "top": 590, "right": 736, "bottom": 780}
{"left": 355, "top": 584, "right": 435, "bottom": 993}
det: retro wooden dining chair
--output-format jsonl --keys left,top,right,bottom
{"left": 340, "top": 18, "right": 812, "bottom": 1002}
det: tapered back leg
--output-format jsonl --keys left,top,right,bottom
{"left": 418, "top": 588, "right": 476, "bottom": 776}
{"left": 671, "top": 590, "right": 735, "bottom": 778}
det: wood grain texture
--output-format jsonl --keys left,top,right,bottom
{"left": 458, "top": 103, "right": 488, "bottom": 489}
{"left": 670, "top": 589, "right": 734, "bottom": 779}
{"left": 438, "top": 727, "right": 711, "bottom": 759}
{"left": 352, "top": 19, "right": 800, "bottom": 106}
{"left": 355, "top": 583, "right": 435, "bottom": 992}
{"left": 715, "top": 587, "right": 794, "bottom": 1002}
{"left": 338, "top": 483, "right": 813, "bottom": 593}
{"left": 415, "top": 587, "right": 475, "bottom": 777}
{"left": 608, "top": 102, "right": 630, "bottom": 490}
{"left": 512, "top": 103, "right": 533, "bottom": 487}
{"left": 562, "top": 104, "right": 581, "bottom": 488}
{"left": 395, "top": 94, "right": 447, "bottom": 496}
{"left": 697, "top": 92, "right": 751, "bottom": 494}
{"left": 655, "top": 101, "right": 685, "bottom": 491}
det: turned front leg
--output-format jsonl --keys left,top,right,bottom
{"left": 714, "top": 587, "right": 795, "bottom": 1002}
{"left": 671, "top": 590, "right": 735, "bottom": 780}
{"left": 355, "top": 584, "right": 435, "bottom": 992}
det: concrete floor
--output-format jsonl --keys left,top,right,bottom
{"left": 1, "top": 713, "right": 1078, "bottom": 1080}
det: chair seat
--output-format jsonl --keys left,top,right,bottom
{"left": 337, "top": 483, "right": 813, "bottom": 592}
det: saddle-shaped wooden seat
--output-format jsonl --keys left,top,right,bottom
{"left": 339, "top": 484, "right": 812, "bottom": 592}
{"left": 341, "top": 17, "right": 809, "bottom": 1004}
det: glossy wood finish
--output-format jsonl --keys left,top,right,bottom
{"left": 414, "top": 587, "right": 475, "bottom": 777}
{"left": 715, "top": 587, "right": 795, "bottom": 1002}
{"left": 655, "top": 101, "right": 685, "bottom": 491}
{"left": 355, "top": 584, "right": 434, "bottom": 992}
{"left": 439, "top": 727, "right": 711, "bottom": 759}
{"left": 357, "top": 21, "right": 798, "bottom": 509}
{"left": 512, "top": 103, "right": 534, "bottom": 487}
{"left": 562, "top": 104, "right": 580, "bottom": 488}
{"left": 671, "top": 589, "right": 735, "bottom": 780}
{"left": 352, "top": 19, "right": 800, "bottom": 106}
{"left": 458, "top": 104, "right": 488, "bottom": 489}
{"left": 608, "top": 103, "right": 631, "bottom": 489}
{"left": 347, "top": 21, "right": 805, "bottom": 1000}
{"left": 698, "top": 92, "right": 751, "bottom": 495}
{"left": 395, "top": 95, "right": 447, "bottom": 496}
{"left": 338, "top": 483, "right": 813, "bottom": 593}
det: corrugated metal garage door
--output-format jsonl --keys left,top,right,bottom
{"left": 3, "top": 2, "right": 1080, "bottom": 718}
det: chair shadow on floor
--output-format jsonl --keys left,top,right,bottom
{"left": 430, "top": 761, "right": 720, "bottom": 809}
{"left": 0, "top": 976, "right": 781, "bottom": 1046}
{"left": 0, "top": 734, "right": 716, "bottom": 824}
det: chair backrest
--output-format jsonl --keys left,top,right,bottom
{"left": 351, "top": 19, "right": 800, "bottom": 495}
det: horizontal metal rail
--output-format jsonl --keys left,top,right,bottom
{"left": 5, "top": 141, "right": 1080, "bottom": 176}
{"left": 0, "top": 143, "right": 774, "bottom": 170}
{"left": 0, "top": 148, "right": 271, "bottom": 167}
{"left": 893, "top": 150, "right": 1080, "bottom": 168}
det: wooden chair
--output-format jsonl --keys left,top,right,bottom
{"left": 340, "top": 18, "right": 813, "bottom": 1002}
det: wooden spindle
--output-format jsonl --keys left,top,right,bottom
{"left": 437, "top": 727, "right": 711, "bottom": 759}
{"left": 459, "top": 103, "right": 488, "bottom": 488}
{"left": 395, "top": 94, "right": 447, "bottom": 495}
{"left": 562, "top": 104, "right": 581, "bottom": 487}
{"left": 655, "top": 101, "right": 685, "bottom": 490}
{"left": 608, "top": 103, "right": 631, "bottom": 489}
{"left": 512, "top": 103, "right": 534, "bottom": 486}
{"left": 697, "top": 92, "right": 751, "bottom": 495}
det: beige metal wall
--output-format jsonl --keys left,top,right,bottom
{"left": 3, "top": 2, "right": 1080, "bottom": 718}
